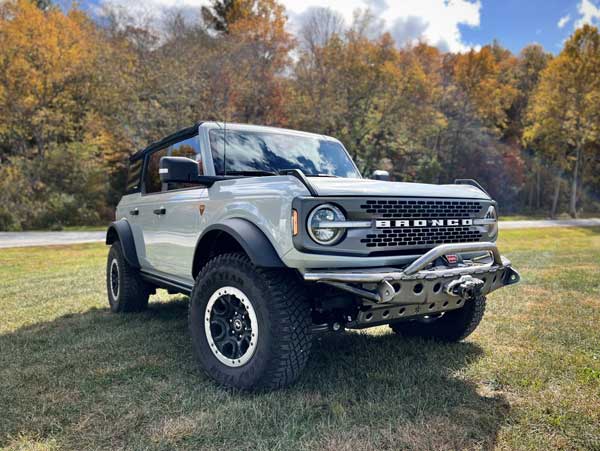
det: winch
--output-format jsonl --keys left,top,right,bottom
{"left": 445, "top": 275, "right": 485, "bottom": 299}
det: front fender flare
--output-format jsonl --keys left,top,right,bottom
{"left": 193, "top": 218, "right": 285, "bottom": 275}
{"left": 106, "top": 219, "right": 140, "bottom": 269}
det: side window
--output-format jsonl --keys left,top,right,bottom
{"left": 167, "top": 135, "right": 202, "bottom": 191}
{"left": 126, "top": 159, "right": 142, "bottom": 194}
{"left": 143, "top": 135, "right": 201, "bottom": 194}
{"left": 144, "top": 147, "right": 169, "bottom": 194}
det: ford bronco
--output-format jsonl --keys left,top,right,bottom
{"left": 106, "top": 122, "right": 520, "bottom": 390}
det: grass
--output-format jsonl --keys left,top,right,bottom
{"left": 500, "top": 213, "right": 600, "bottom": 221}
{"left": 1, "top": 228, "right": 599, "bottom": 451}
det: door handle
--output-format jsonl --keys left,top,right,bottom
{"left": 153, "top": 207, "right": 166, "bottom": 215}
{"left": 129, "top": 208, "right": 139, "bottom": 216}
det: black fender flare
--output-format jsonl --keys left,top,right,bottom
{"left": 192, "top": 218, "right": 285, "bottom": 276}
{"left": 106, "top": 219, "right": 141, "bottom": 269}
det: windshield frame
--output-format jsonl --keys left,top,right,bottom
{"left": 200, "top": 122, "right": 362, "bottom": 179}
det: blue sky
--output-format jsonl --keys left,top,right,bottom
{"left": 460, "top": 0, "right": 597, "bottom": 53}
{"left": 82, "top": 0, "right": 600, "bottom": 54}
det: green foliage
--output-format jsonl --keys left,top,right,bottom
{"left": 0, "top": 143, "right": 108, "bottom": 230}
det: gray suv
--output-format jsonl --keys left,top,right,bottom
{"left": 106, "top": 122, "right": 520, "bottom": 390}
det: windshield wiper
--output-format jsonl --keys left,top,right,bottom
{"left": 225, "top": 170, "right": 278, "bottom": 177}
{"left": 279, "top": 168, "right": 338, "bottom": 178}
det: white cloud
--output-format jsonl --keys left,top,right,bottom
{"left": 285, "top": 0, "right": 481, "bottom": 52}
{"left": 102, "top": 0, "right": 481, "bottom": 52}
{"left": 574, "top": 0, "right": 600, "bottom": 28}
{"left": 557, "top": 14, "right": 570, "bottom": 28}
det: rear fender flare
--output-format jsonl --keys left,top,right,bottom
{"left": 106, "top": 219, "right": 140, "bottom": 269}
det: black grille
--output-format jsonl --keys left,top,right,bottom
{"left": 360, "top": 199, "right": 483, "bottom": 219}
{"left": 360, "top": 226, "right": 483, "bottom": 248}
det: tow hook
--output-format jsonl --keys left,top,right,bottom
{"left": 445, "top": 275, "right": 484, "bottom": 298}
{"left": 377, "top": 280, "right": 396, "bottom": 303}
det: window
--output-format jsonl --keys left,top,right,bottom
{"left": 143, "top": 135, "right": 202, "bottom": 194}
{"left": 144, "top": 147, "right": 168, "bottom": 193}
{"left": 168, "top": 136, "right": 202, "bottom": 190}
{"left": 209, "top": 129, "right": 360, "bottom": 178}
{"left": 126, "top": 159, "right": 142, "bottom": 193}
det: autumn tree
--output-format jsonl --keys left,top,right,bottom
{"left": 525, "top": 25, "right": 600, "bottom": 217}
{"left": 510, "top": 45, "right": 551, "bottom": 211}
{"left": 201, "top": 0, "right": 293, "bottom": 124}
{"left": 0, "top": 0, "right": 130, "bottom": 229}
{"left": 0, "top": 0, "right": 99, "bottom": 159}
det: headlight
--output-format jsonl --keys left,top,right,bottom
{"left": 486, "top": 205, "right": 498, "bottom": 238}
{"left": 307, "top": 204, "right": 346, "bottom": 245}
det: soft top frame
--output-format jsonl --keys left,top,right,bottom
{"left": 129, "top": 122, "right": 203, "bottom": 162}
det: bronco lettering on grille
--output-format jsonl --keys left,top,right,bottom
{"left": 375, "top": 219, "right": 474, "bottom": 228}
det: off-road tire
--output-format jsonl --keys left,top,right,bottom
{"left": 106, "top": 242, "right": 151, "bottom": 313}
{"left": 390, "top": 296, "right": 486, "bottom": 342}
{"left": 188, "top": 253, "right": 312, "bottom": 391}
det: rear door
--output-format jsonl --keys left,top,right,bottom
{"left": 140, "top": 134, "right": 207, "bottom": 279}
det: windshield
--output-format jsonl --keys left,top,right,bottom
{"left": 209, "top": 129, "right": 361, "bottom": 178}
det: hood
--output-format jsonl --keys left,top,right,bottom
{"left": 309, "top": 177, "right": 491, "bottom": 200}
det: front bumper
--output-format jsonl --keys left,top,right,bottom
{"left": 302, "top": 242, "right": 519, "bottom": 325}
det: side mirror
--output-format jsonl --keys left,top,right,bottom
{"left": 159, "top": 156, "right": 200, "bottom": 183}
{"left": 372, "top": 170, "right": 390, "bottom": 181}
{"left": 159, "top": 156, "right": 232, "bottom": 187}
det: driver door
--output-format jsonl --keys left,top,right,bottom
{"left": 140, "top": 134, "right": 206, "bottom": 279}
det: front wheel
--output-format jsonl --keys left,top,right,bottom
{"left": 188, "top": 253, "right": 312, "bottom": 391}
{"left": 390, "top": 296, "right": 486, "bottom": 342}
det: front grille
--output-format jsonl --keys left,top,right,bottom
{"left": 357, "top": 198, "right": 487, "bottom": 251}
{"left": 360, "top": 199, "right": 482, "bottom": 219}
{"left": 292, "top": 196, "right": 492, "bottom": 258}
{"left": 361, "top": 226, "right": 483, "bottom": 248}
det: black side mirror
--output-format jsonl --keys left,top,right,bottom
{"left": 159, "top": 156, "right": 227, "bottom": 187}
{"left": 372, "top": 170, "right": 390, "bottom": 181}
{"left": 159, "top": 156, "right": 200, "bottom": 183}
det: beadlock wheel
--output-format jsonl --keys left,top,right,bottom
{"left": 204, "top": 286, "right": 258, "bottom": 367}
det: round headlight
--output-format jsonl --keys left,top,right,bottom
{"left": 485, "top": 205, "right": 498, "bottom": 239}
{"left": 307, "top": 204, "right": 346, "bottom": 245}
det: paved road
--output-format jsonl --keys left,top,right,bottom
{"left": 0, "top": 231, "right": 106, "bottom": 249}
{"left": 1, "top": 218, "right": 599, "bottom": 249}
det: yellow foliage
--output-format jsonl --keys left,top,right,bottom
{"left": 0, "top": 0, "right": 98, "bottom": 154}
{"left": 525, "top": 25, "right": 600, "bottom": 155}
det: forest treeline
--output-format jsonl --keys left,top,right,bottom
{"left": 0, "top": 0, "right": 599, "bottom": 230}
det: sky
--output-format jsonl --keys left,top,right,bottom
{"left": 87, "top": 0, "right": 600, "bottom": 54}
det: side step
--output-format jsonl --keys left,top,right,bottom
{"left": 140, "top": 271, "right": 193, "bottom": 296}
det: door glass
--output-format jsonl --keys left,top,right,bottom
{"left": 144, "top": 147, "right": 169, "bottom": 193}
{"left": 168, "top": 136, "right": 203, "bottom": 190}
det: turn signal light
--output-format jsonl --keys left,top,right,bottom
{"left": 292, "top": 209, "right": 299, "bottom": 236}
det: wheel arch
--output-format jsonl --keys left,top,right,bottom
{"left": 192, "top": 218, "right": 285, "bottom": 278}
{"left": 106, "top": 219, "right": 141, "bottom": 269}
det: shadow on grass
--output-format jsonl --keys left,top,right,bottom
{"left": 0, "top": 298, "right": 509, "bottom": 450}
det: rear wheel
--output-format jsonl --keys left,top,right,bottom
{"left": 390, "top": 296, "right": 486, "bottom": 342}
{"left": 189, "top": 253, "right": 312, "bottom": 390}
{"left": 106, "top": 242, "right": 151, "bottom": 313}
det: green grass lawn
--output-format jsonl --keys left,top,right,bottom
{"left": 1, "top": 228, "right": 599, "bottom": 450}
{"left": 499, "top": 213, "right": 600, "bottom": 221}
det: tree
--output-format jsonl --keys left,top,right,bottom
{"left": 202, "top": 0, "right": 240, "bottom": 33}
{"left": 512, "top": 45, "right": 551, "bottom": 211}
{"left": 0, "top": 0, "right": 99, "bottom": 159}
{"left": 525, "top": 25, "right": 600, "bottom": 217}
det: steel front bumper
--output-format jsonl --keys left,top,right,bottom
{"left": 302, "top": 242, "right": 520, "bottom": 326}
